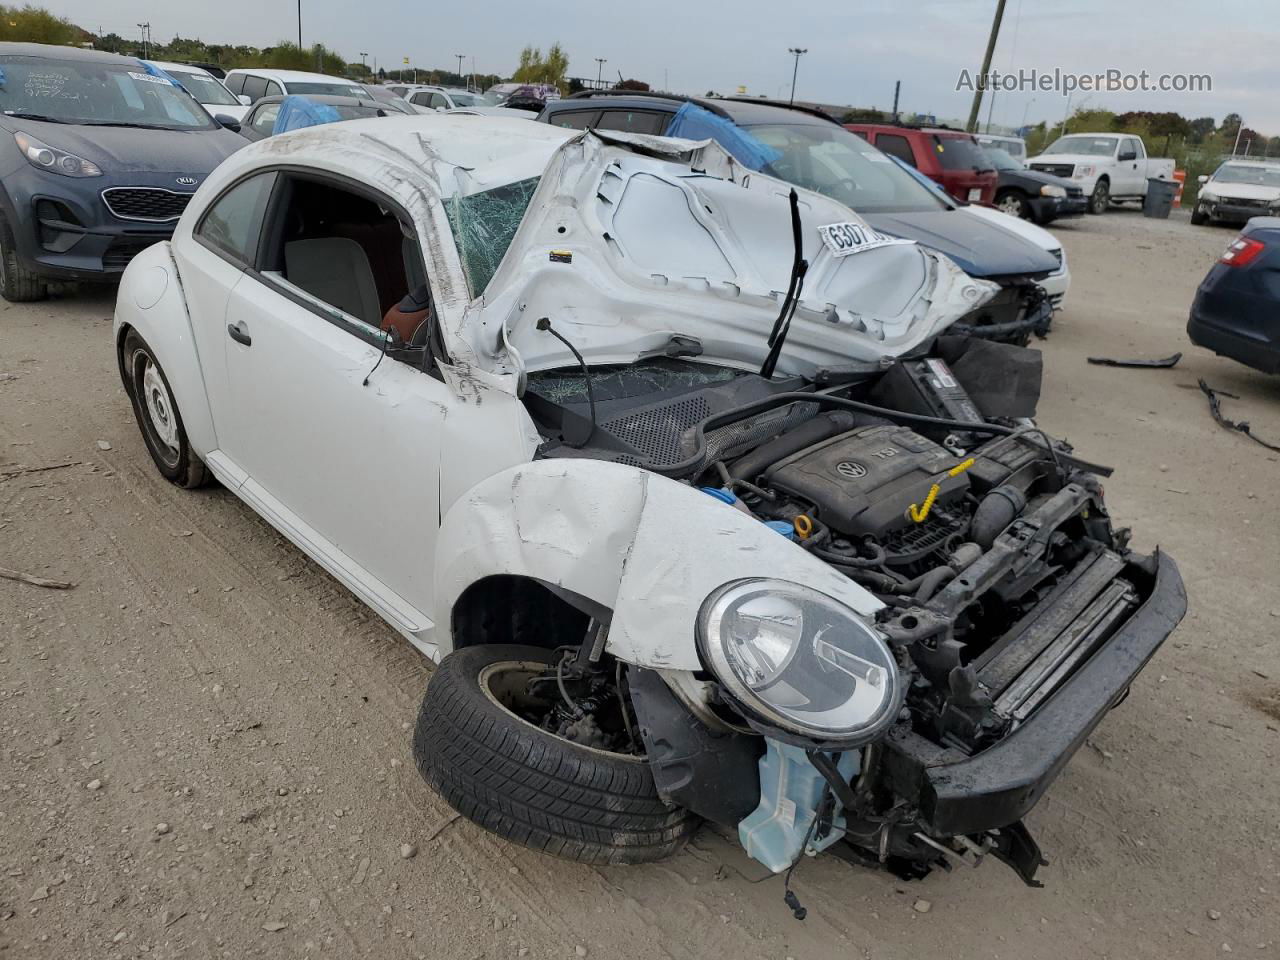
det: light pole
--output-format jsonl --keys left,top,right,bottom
{"left": 966, "top": 0, "right": 1008, "bottom": 132}
{"left": 1232, "top": 117, "right": 1245, "bottom": 156}
{"left": 595, "top": 58, "right": 607, "bottom": 88}
{"left": 455, "top": 54, "right": 465, "bottom": 82}
{"left": 359, "top": 51, "right": 368, "bottom": 74}
{"left": 296, "top": 0, "right": 301, "bottom": 47}
{"left": 787, "top": 47, "right": 807, "bottom": 105}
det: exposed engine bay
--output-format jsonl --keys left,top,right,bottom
{"left": 519, "top": 335, "right": 1182, "bottom": 887}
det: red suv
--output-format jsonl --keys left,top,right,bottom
{"left": 845, "top": 123, "right": 997, "bottom": 205}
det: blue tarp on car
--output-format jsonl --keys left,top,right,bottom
{"left": 665, "top": 102, "right": 781, "bottom": 171}
{"left": 273, "top": 96, "right": 344, "bottom": 135}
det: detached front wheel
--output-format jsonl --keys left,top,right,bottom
{"left": 413, "top": 644, "right": 699, "bottom": 864}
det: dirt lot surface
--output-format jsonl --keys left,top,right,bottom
{"left": 2, "top": 209, "right": 1278, "bottom": 960}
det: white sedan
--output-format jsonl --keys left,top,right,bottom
{"left": 113, "top": 115, "right": 1179, "bottom": 881}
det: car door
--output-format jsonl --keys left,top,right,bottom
{"left": 201, "top": 169, "right": 448, "bottom": 637}
{"left": 1117, "top": 137, "right": 1143, "bottom": 194}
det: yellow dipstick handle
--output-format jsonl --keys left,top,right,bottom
{"left": 793, "top": 515, "right": 814, "bottom": 540}
{"left": 908, "top": 458, "right": 976, "bottom": 524}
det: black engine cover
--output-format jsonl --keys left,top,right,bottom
{"left": 764, "top": 425, "right": 969, "bottom": 537}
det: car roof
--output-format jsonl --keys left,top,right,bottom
{"left": 252, "top": 94, "right": 401, "bottom": 109}
{"left": 226, "top": 68, "right": 360, "bottom": 84}
{"left": 0, "top": 41, "right": 139, "bottom": 64}
{"left": 549, "top": 91, "right": 840, "bottom": 127}
{"left": 148, "top": 60, "right": 214, "bottom": 76}
{"left": 847, "top": 121, "right": 973, "bottom": 137}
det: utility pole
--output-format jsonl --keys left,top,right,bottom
{"left": 787, "top": 47, "right": 807, "bottom": 105}
{"left": 595, "top": 58, "right": 607, "bottom": 88}
{"left": 892, "top": 80, "right": 900, "bottom": 122}
{"left": 296, "top": 0, "right": 302, "bottom": 48}
{"left": 136, "top": 22, "right": 149, "bottom": 59}
{"left": 455, "top": 54, "right": 464, "bottom": 81}
{"left": 966, "top": 0, "right": 1007, "bottom": 133}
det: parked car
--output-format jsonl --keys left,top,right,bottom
{"left": 1191, "top": 160, "right": 1280, "bottom": 226}
{"left": 1029, "top": 133, "right": 1175, "bottom": 214}
{"left": 0, "top": 42, "right": 245, "bottom": 302}
{"left": 845, "top": 122, "right": 998, "bottom": 205}
{"left": 405, "top": 87, "right": 490, "bottom": 111}
{"left": 147, "top": 60, "right": 249, "bottom": 122}
{"left": 237, "top": 94, "right": 413, "bottom": 142}
{"left": 223, "top": 68, "right": 372, "bottom": 106}
{"left": 886, "top": 154, "right": 1071, "bottom": 310}
{"left": 114, "top": 115, "right": 1184, "bottom": 885}
{"left": 983, "top": 147, "right": 1086, "bottom": 224}
{"left": 538, "top": 93, "right": 1059, "bottom": 343}
{"left": 1188, "top": 219, "right": 1280, "bottom": 374}
{"left": 361, "top": 83, "right": 413, "bottom": 109}
{"left": 976, "top": 133, "right": 1027, "bottom": 165}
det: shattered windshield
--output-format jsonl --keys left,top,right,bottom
{"left": 444, "top": 177, "right": 539, "bottom": 296}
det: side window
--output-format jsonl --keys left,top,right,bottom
{"left": 876, "top": 133, "right": 917, "bottom": 167}
{"left": 196, "top": 173, "right": 276, "bottom": 265}
{"left": 224, "top": 73, "right": 245, "bottom": 96}
{"left": 597, "top": 110, "right": 668, "bottom": 135}
{"left": 260, "top": 176, "right": 426, "bottom": 344}
{"left": 265, "top": 80, "right": 284, "bottom": 98}
{"left": 242, "top": 75, "right": 268, "bottom": 102}
{"left": 429, "top": 93, "right": 449, "bottom": 109}
{"left": 550, "top": 110, "right": 599, "bottom": 130}
{"left": 251, "top": 104, "right": 281, "bottom": 136}
{"left": 849, "top": 129, "right": 870, "bottom": 141}
{"left": 410, "top": 92, "right": 431, "bottom": 106}
{"left": 1127, "top": 137, "right": 1144, "bottom": 158}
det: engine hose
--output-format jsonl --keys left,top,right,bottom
{"left": 913, "top": 566, "right": 957, "bottom": 604}
{"left": 727, "top": 410, "right": 861, "bottom": 480}
{"left": 814, "top": 540, "right": 886, "bottom": 568}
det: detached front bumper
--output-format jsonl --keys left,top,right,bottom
{"left": 882, "top": 551, "right": 1185, "bottom": 838}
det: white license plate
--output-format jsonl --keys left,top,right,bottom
{"left": 967, "top": 188, "right": 983, "bottom": 202}
{"left": 817, "top": 222, "right": 916, "bottom": 258}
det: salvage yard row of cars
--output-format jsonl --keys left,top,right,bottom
{"left": 16, "top": 35, "right": 1280, "bottom": 892}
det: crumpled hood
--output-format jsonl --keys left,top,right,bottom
{"left": 859, "top": 209, "right": 1060, "bottom": 278}
{"left": 1205, "top": 181, "right": 1280, "bottom": 202}
{"left": 1, "top": 117, "right": 243, "bottom": 176}
{"left": 469, "top": 130, "right": 999, "bottom": 380}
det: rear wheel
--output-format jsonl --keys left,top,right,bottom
{"left": 121, "top": 330, "right": 207, "bottom": 488}
{"left": 1088, "top": 179, "right": 1110, "bottom": 215}
{"left": 0, "top": 215, "right": 47, "bottom": 302}
{"left": 995, "top": 189, "right": 1031, "bottom": 220}
{"left": 413, "top": 644, "right": 699, "bottom": 864}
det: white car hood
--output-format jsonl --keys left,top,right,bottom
{"left": 465, "top": 130, "right": 998, "bottom": 380}
{"left": 1030, "top": 153, "right": 1109, "bottom": 167}
{"left": 1205, "top": 181, "right": 1280, "bottom": 202}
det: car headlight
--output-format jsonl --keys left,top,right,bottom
{"left": 1073, "top": 164, "right": 1095, "bottom": 179}
{"left": 1040, "top": 184, "right": 1067, "bottom": 198}
{"left": 14, "top": 132, "right": 102, "bottom": 178}
{"left": 697, "top": 579, "right": 902, "bottom": 745}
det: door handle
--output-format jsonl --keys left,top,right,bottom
{"left": 227, "top": 320, "right": 252, "bottom": 346}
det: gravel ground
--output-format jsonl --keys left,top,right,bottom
{"left": 1, "top": 207, "right": 1278, "bottom": 959}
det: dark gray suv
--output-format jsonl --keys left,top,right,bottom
{"left": 0, "top": 43, "right": 245, "bottom": 301}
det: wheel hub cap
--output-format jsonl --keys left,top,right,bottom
{"left": 142, "top": 361, "right": 179, "bottom": 453}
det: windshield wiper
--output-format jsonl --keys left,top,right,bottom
{"left": 3, "top": 112, "right": 70, "bottom": 123}
{"left": 759, "top": 188, "right": 808, "bottom": 380}
{"left": 78, "top": 120, "right": 174, "bottom": 130}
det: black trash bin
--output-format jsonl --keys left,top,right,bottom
{"left": 1143, "top": 178, "right": 1178, "bottom": 219}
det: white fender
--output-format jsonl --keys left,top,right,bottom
{"left": 112, "top": 242, "right": 218, "bottom": 459}
{"left": 434, "top": 458, "right": 883, "bottom": 670}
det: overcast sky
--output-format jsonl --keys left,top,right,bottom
{"left": 57, "top": 0, "right": 1278, "bottom": 135}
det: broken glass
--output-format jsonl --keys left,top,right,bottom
{"left": 444, "top": 177, "right": 539, "bottom": 296}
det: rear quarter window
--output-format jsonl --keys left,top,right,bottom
{"left": 875, "top": 133, "right": 917, "bottom": 167}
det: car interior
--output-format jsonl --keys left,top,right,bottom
{"left": 262, "top": 177, "right": 432, "bottom": 345}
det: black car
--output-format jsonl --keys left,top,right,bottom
{"left": 238, "top": 94, "right": 413, "bottom": 142}
{"left": 985, "top": 146, "right": 1087, "bottom": 224}
{"left": 0, "top": 42, "right": 245, "bottom": 302}
{"left": 1187, "top": 218, "right": 1280, "bottom": 374}
{"left": 538, "top": 92, "right": 1060, "bottom": 343}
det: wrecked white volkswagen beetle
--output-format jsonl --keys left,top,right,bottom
{"left": 114, "top": 116, "right": 1185, "bottom": 893}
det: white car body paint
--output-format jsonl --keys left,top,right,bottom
{"left": 964, "top": 204, "right": 1070, "bottom": 309}
{"left": 113, "top": 115, "right": 995, "bottom": 675}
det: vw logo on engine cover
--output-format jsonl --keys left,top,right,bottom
{"left": 836, "top": 460, "right": 867, "bottom": 480}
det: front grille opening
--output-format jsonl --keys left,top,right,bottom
{"left": 103, "top": 188, "right": 193, "bottom": 222}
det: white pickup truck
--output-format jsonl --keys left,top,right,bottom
{"left": 1029, "top": 133, "right": 1175, "bottom": 214}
